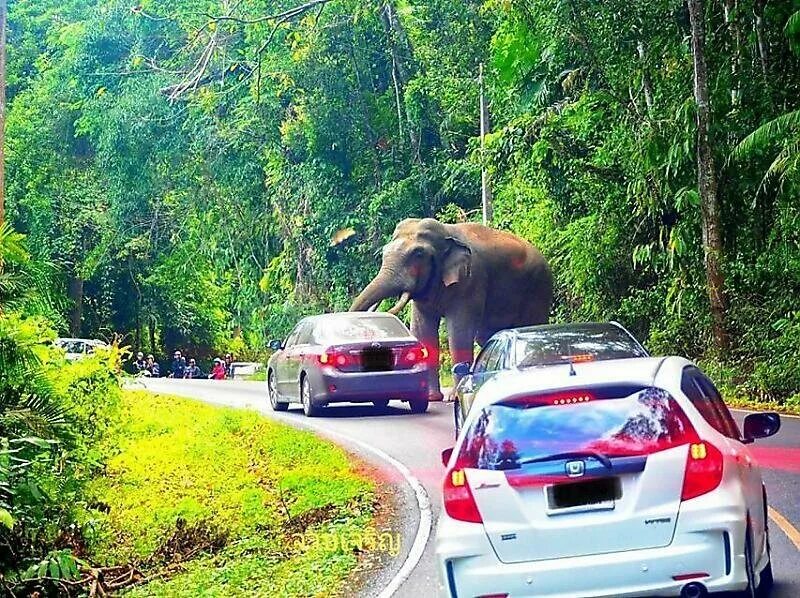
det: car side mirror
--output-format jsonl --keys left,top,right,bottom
{"left": 441, "top": 447, "right": 454, "bottom": 467}
{"left": 269, "top": 339, "right": 283, "bottom": 351}
{"left": 743, "top": 412, "right": 780, "bottom": 442}
{"left": 452, "top": 362, "right": 471, "bottom": 377}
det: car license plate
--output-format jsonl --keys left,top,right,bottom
{"left": 547, "top": 477, "right": 621, "bottom": 511}
{"left": 361, "top": 347, "right": 392, "bottom": 372}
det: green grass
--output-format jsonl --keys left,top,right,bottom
{"left": 81, "top": 390, "right": 377, "bottom": 596}
{"left": 245, "top": 369, "right": 267, "bottom": 381}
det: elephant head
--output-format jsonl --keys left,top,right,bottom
{"left": 350, "top": 218, "right": 472, "bottom": 313}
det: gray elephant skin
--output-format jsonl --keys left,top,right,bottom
{"left": 350, "top": 218, "right": 553, "bottom": 401}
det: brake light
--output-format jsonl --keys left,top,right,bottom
{"left": 443, "top": 468, "right": 482, "bottom": 523}
{"left": 319, "top": 349, "right": 354, "bottom": 369}
{"left": 403, "top": 344, "right": 429, "bottom": 364}
{"left": 681, "top": 441, "right": 724, "bottom": 500}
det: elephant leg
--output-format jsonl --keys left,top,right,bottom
{"left": 411, "top": 305, "right": 443, "bottom": 401}
{"left": 446, "top": 315, "right": 477, "bottom": 400}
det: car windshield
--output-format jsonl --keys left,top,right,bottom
{"left": 458, "top": 386, "right": 695, "bottom": 470}
{"left": 515, "top": 325, "right": 647, "bottom": 368}
{"left": 313, "top": 316, "right": 411, "bottom": 343}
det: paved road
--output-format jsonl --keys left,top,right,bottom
{"left": 138, "top": 379, "right": 800, "bottom": 597}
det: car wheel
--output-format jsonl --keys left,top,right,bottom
{"left": 301, "top": 376, "right": 323, "bottom": 417}
{"left": 740, "top": 527, "right": 758, "bottom": 598}
{"left": 409, "top": 399, "right": 428, "bottom": 414}
{"left": 372, "top": 399, "right": 390, "bottom": 410}
{"left": 757, "top": 518, "right": 774, "bottom": 597}
{"left": 268, "top": 372, "right": 289, "bottom": 412}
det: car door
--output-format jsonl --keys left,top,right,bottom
{"left": 284, "top": 321, "right": 313, "bottom": 399}
{"left": 276, "top": 324, "right": 302, "bottom": 397}
{"left": 695, "top": 372, "right": 766, "bottom": 552}
{"left": 681, "top": 367, "right": 766, "bottom": 551}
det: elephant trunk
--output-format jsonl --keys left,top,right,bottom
{"left": 350, "top": 272, "right": 401, "bottom": 312}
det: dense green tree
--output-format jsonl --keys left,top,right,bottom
{"left": 3, "top": 0, "right": 800, "bottom": 400}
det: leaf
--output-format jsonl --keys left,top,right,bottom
{"left": 10, "top": 436, "right": 56, "bottom": 448}
{"left": 0, "top": 508, "right": 14, "bottom": 529}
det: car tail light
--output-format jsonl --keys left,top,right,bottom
{"left": 319, "top": 349, "right": 355, "bottom": 369}
{"left": 681, "top": 441, "right": 724, "bottom": 501}
{"left": 402, "top": 344, "right": 429, "bottom": 365}
{"left": 443, "top": 468, "right": 482, "bottom": 523}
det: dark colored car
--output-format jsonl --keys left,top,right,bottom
{"left": 267, "top": 312, "right": 431, "bottom": 417}
{"left": 451, "top": 322, "right": 649, "bottom": 434}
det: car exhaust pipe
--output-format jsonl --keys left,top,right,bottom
{"left": 680, "top": 582, "right": 707, "bottom": 598}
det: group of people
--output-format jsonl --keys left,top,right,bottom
{"left": 132, "top": 350, "right": 234, "bottom": 380}
{"left": 132, "top": 353, "right": 161, "bottom": 377}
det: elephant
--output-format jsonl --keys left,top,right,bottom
{"left": 350, "top": 217, "right": 553, "bottom": 401}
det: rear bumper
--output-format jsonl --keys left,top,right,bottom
{"left": 435, "top": 502, "right": 752, "bottom": 598}
{"left": 309, "top": 366, "right": 429, "bottom": 404}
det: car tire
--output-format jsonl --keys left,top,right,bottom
{"left": 758, "top": 516, "right": 774, "bottom": 597}
{"left": 740, "top": 527, "right": 758, "bottom": 598}
{"left": 372, "top": 399, "right": 390, "bottom": 410}
{"left": 301, "top": 376, "right": 323, "bottom": 417}
{"left": 409, "top": 399, "right": 428, "bottom": 414}
{"left": 268, "top": 372, "right": 289, "bottom": 412}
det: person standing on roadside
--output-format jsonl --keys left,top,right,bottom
{"left": 224, "top": 353, "right": 234, "bottom": 379}
{"left": 183, "top": 358, "right": 203, "bottom": 379}
{"left": 146, "top": 354, "right": 160, "bottom": 377}
{"left": 133, "top": 352, "right": 147, "bottom": 374}
{"left": 170, "top": 350, "right": 186, "bottom": 378}
{"left": 209, "top": 358, "right": 226, "bottom": 380}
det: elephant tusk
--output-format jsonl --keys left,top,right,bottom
{"left": 388, "top": 291, "right": 412, "bottom": 315}
{"left": 367, "top": 302, "right": 379, "bottom": 312}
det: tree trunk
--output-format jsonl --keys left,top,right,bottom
{"left": 149, "top": 317, "right": 156, "bottom": 355}
{"left": 687, "top": 0, "right": 729, "bottom": 353}
{"left": 723, "top": 0, "right": 742, "bottom": 107}
{"left": 68, "top": 276, "right": 84, "bottom": 336}
{"left": 753, "top": 0, "right": 769, "bottom": 83}
{"left": 0, "top": 0, "right": 6, "bottom": 228}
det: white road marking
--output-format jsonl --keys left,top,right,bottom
{"left": 304, "top": 425, "right": 433, "bottom": 598}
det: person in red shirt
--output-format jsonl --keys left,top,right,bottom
{"left": 209, "top": 358, "right": 226, "bottom": 380}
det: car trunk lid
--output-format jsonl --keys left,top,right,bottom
{"left": 455, "top": 385, "right": 696, "bottom": 563}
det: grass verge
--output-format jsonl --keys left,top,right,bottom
{"left": 80, "top": 390, "right": 379, "bottom": 596}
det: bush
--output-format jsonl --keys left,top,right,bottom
{"left": 0, "top": 311, "right": 122, "bottom": 594}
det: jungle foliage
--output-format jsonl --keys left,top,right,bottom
{"left": 5, "top": 0, "right": 800, "bottom": 401}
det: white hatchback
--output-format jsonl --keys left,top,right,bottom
{"left": 435, "top": 356, "right": 780, "bottom": 598}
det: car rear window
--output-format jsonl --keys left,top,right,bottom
{"left": 313, "top": 316, "right": 411, "bottom": 343}
{"left": 515, "top": 325, "right": 647, "bottom": 368}
{"left": 457, "top": 386, "right": 696, "bottom": 470}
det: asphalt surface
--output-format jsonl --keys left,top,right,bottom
{"left": 137, "top": 379, "right": 800, "bottom": 598}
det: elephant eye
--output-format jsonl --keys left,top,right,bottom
{"left": 411, "top": 247, "right": 425, "bottom": 257}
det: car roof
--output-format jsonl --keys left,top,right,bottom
{"left": 494, "top": 321, "right": 634, "bottom": 338}
{"left": 302, "top": 311, "right": 410, "bottom": 326}
{"left": 471, "top": 356, "right": 669, "bottom": 412}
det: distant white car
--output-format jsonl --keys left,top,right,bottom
{"left": 54, "top": 338, "right": 109, "bottom": 361}
{"left": 436, "top": 356, "right": 780, "bottom": 598}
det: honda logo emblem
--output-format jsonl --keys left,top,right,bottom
{"left": 565, "top": 460, "right": 585, "bottom": 477}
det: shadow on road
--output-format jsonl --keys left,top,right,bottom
{"left": 285, "top": 403, "right": 424, "bottom": 419}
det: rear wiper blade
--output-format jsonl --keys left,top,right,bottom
{"left": 515, "top": 450, "right": 613, "bottom": 470}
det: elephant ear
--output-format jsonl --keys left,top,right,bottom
{"left": 442, "top": 237, "right": 472, "bottom": 286}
